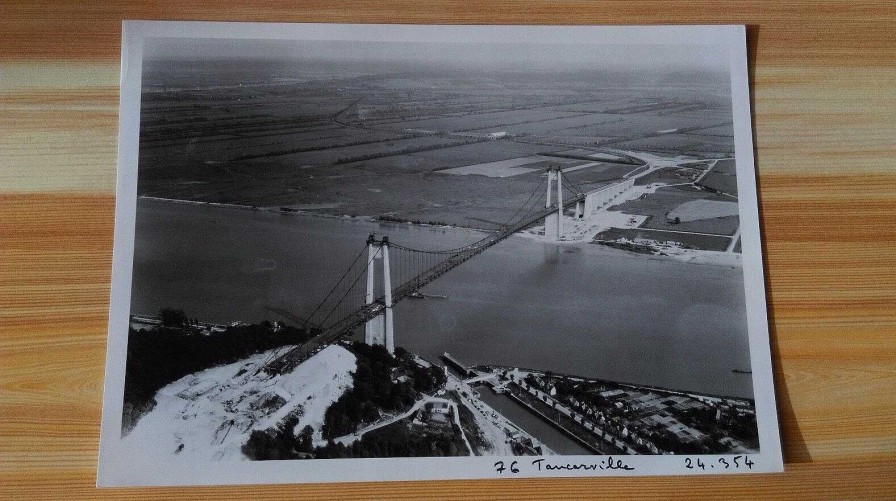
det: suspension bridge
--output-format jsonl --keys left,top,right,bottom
{"left": 264, "top": 166, "right": 599, "bottom": 374}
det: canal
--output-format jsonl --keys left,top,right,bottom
{"left": 477, "top": 388, "right": 593, "bottom": 456}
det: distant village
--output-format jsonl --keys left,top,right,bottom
{"left": 478, "top": 368, "right": 758, "bottom": 455}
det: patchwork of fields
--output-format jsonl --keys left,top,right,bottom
{"left": 138, "top": 60, "right": 737, "bottom": 230}
{"left": 591, "top": 155, "right": 742, "bottom": 254}
{"left": 609, "top": 185, "right": 740, "bottom": 236}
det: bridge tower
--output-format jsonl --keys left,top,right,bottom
{"left": 365, "top": 234, "right": 395, "bottom": 354}
{"left": 545, "top": 166, "right": 564, "bottom": 239}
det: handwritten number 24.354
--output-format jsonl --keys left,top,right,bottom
{"left": 685, "top": 456, "right": 754, "bottom": 470}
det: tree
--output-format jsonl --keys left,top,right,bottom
{"left": 242, "top": 430, "right": 291, "bottom": 460}
{"left": 159, "top": 308, "right": 187, "bottom": 327}
{"left": 298, "top": 425, "right": 314, "bottom": 453}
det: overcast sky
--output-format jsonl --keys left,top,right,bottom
{"left": 144, "top": 38, "right": 729, "bottom": 75}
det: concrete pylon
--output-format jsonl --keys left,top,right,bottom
{"left": 382, "top": 237, "right": 394, "bottom": 354}
{"left": 544, "top": 166, "right": 564, "bottom": 239}
{"left": 546, "top": 168, "right": 554, "bottom": 209}
{"left": 364, "top": 234, "right": 395, "bottom": 354}
{"left": 556, "top": 169, "right": 563, "bottom": 239}
{"left": 364, "top": 234, "right": 383, "bottom": 346}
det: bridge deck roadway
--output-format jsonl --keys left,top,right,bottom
{"left": 264, "top": 194, "right": 585, "bottom": 374}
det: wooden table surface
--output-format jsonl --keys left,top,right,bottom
{"left": 1, "top": 2, "right": 894, "bottom": 499}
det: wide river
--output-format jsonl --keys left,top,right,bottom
{"left": 131, "top": 199, "right": 754, "bottom": 399}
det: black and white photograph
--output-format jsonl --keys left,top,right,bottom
{"left": 98, "top": 22, "right": 782, "bottom": 485}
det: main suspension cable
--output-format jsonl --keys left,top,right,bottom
{"left": 300, "top": 243, "right": 369, "bottom": 330}
{"left": 316, "top": 244, "right": 382, "bottom": 329}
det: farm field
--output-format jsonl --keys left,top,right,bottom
{"left": 615, "top": 133, "right": 734, "bottom": 156}
{"left": 382, "top": 109, "right": 582, "bottom": 133}
{"left": 143, "top": 129, "right": 413, "bottom": 164}
{"left": 137, "top": 59, "right": 737, "bottom": 229}
{"left": 566, "top": 163, "right": 642, "bottom": 184}
{"left": 609, "top": 186, "right": 740, "bottom": 236}
{"left": 468, "top": 113, "right": 624, "bottom": 136}
{"left": 437, "top": 155, "right": 571, "bottom": 177}
{"left": 694, "top": 124, "right": 735, "bottom": 136}
{"left": 540, "top": 135, "right": 622, "bottom": 147}
{"left": 668, "top": 199, "right": 740, "bottom": 222}
{"left": 356, "top": 141, "right": 553, "bottom": 174}
{"left": 634, "top": 166, "right": 704, "bottom": 186}
{"left": 244, "top": 136, "right": 475, "bottom": 166}
{"left": 698, "top": 159, "right": 739, "bottom": 195}
{"left": 572, "top": 114, "right": 728, "bottom": 138}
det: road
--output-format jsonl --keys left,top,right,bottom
{"left": 635, "top": 227, "right": 738, "bottom": 238}
{"left": 330, "top": 395, "right": 474, "bottom": 455}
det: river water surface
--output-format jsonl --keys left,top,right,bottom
{"left": 131, "top": 199, "right": 753, "bottom": 399}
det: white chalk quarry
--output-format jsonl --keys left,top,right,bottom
{"left": 121, "top": 344, "right": 356, "bottom": 462}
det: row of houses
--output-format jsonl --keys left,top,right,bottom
{"left": 511, "top": 372, "right": 742, "bottom": 454}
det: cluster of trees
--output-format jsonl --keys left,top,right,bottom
{"left": 315, "top": 421, "right": 467, "bottom": 459}
{"left": 594, "top": 239, "right": 658, "bottom": 255}
{"left": 321, "top": 343, "right": 445, "bottom": 440}
{"left": 678, "top": 406, "right": 758, "bottom": 451}
{"left": 246, "top": 406, "right": 468, "bottom": 461}
{"left": 240, "top": 342, "right": 448, "bottom": 461}
{"left": 242, "top": 413, "right": 314, "bottom": 460}
{"left": 395, "top": 347, "right": 446, "bottom": 394}
{"left": 375, "top": 214, "right": 450, "bottom": 227}
{"left": 726, "top": 411, "right": 759, "bottom": 445}
{"left": 122, "top": 309, "right": 316, "bottom": 433}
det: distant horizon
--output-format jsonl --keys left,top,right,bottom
{"left": 143, "top": 38, "right": 730, "bottom": 76}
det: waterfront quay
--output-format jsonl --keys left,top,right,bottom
{"left": 468, "top": 366, "right": 758, "bottom": 456}
{"left": 502, "top": 379, "right": 628, "bottom": 454}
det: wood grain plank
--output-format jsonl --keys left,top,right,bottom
{"left": 2, "top": 460, "right": 896, "bottom": 500}
{"left": 1, "top": 1, "right": 895, "bottom": 498}
{"left": 1, "top": 1, "right": 894, "bottom": 65}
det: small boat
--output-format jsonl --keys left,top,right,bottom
{"left": 409, "top": 292, "right": 447, "bottom": 299}
{"left": 731, "top": 369, "right": 752, "bottom": 374}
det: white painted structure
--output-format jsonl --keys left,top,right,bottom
{"left": 364, "top": 235, "right": 395, "bottom": 353}
{"left": 582, "top": 178, "right": 635, "bottom": 216}
{"left": 543, "top": 168, "right": 636, "bottom": 241}
{"left": 544, "top": 167, "right": 564, "bottom": 239}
